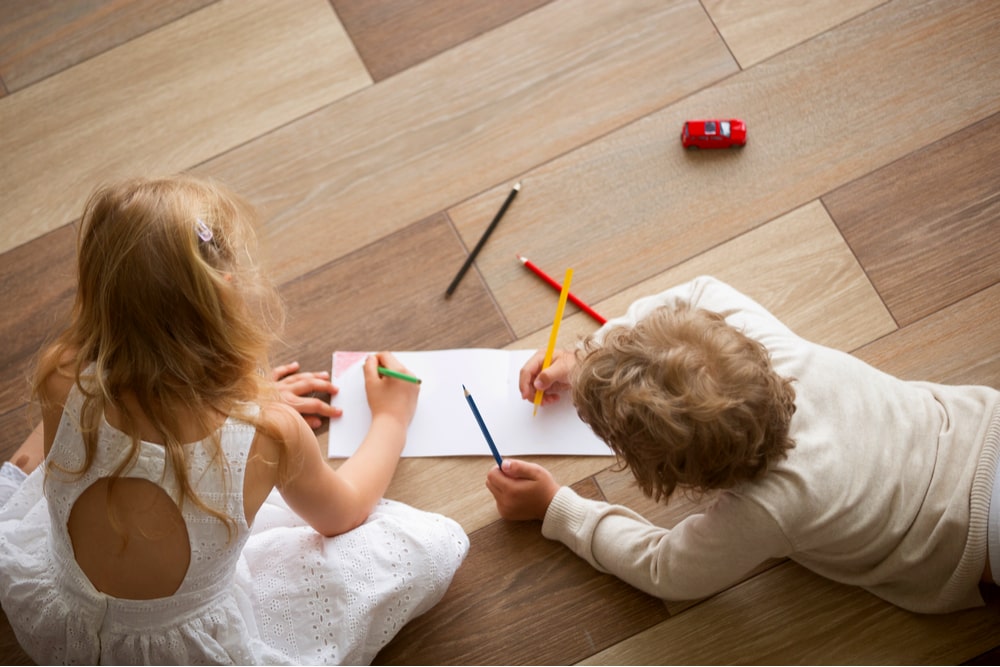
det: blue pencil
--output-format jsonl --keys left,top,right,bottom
{"left": 462, "top": 384, "right": 503, "bottom": 467}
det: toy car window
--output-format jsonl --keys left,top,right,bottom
{"left": 721, "top": 121, "right": 731, "bottom": 137}
{"left": 705, "top": 121, "right": 716, "bottom": 134}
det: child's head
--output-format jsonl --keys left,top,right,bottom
{"left": 69, "top": 174, "right": 283, "bottom": 407}
{"left": 37, "top": 175, "right": 284, "bottom": 534}
{"left": 572, "top": 303, "right": 796, "bottom": 501}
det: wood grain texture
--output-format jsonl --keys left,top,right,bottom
{"left": 855, "top": 283, "right": 1000, "bottom": 387}
{"left": 0, "top": 0, "right": 997, "bottom": 664}
{"left": 450, "top": 0, "right": 1000, "bottom": 338}
{"left": 0, "top": 0, "right": 371, "bottom": 255}
{"left": 0, "top": 223, "right": 77, "bottom": 458}
{"left": 824, "top": 112, "right": 1000, "bottom": 327}
{"left": 375, "top": 477, "right": 670, "bottom": 666}
{"left": 0, "top": 407, "right": 36, "bottom": 479}
{"left": 331, "top": 0, "right": 552, "bottom": 81}
{"left": 196, "top": 0, "right": 736, "bottom": 285}
{"left": 0, "top": 607, "right": 30, "bottom": 666}
{"left": 702, "top": 0, "right": 886, "bottom": 68}
{"left": 583, "top": 562, "right": 1000, "bottom": 665}
{"left": 274, "top": 213, "right": 514, "bottom": 375}
{"left": 511, "top": 201, "right": 895, "bottom": 353}
{"left": 0, "top": 0, "right": 215, "bottom": 92}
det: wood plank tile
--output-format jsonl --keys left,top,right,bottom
{"left": 824, "top": 112, "right": 1000, "bottom": 327}
{"left": 582, "top": 562, "right": 1000, "bottom": 665}
{"left": 197, "top": 0, "right": 737, "bottom": 285}
{"left": 0, "top": 608, "right": 30, "bottom": 666}
{"left": 375, "top": 477, "right": 670, "bottom": 666}
{"left": 967, "top": 645, "right": 1000, "bottom": 666}
{"left": 0, "top": 0, "right": 371, "bottom": 255}
{"left": 511, "top": 201, "right": 895, "bottom": 353}
{"left": 0, "top": 406, "right": 36, "bottom": 472}
{"left": 854, "top": 283, "right": 1000, "bottom": 387}
{"left": 331, "top": 0, "right": 552, "bottom": 82}
{"left": 0, "top": 0, "right": 215, "bottom": 92}
{"left": 0, "top": 223, "right": 77, "bottom": 430}
{"left": 274, "top": 213, "right": 513, "bottom": 373}
{"left": 702, "top": 0, "right": 886, "bottom": 68}
{"left": 452, "top": 0, "right": 1000, "bottom": 338}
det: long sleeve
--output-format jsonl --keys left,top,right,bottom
{"left": 566, "top": 274, "right": 1000, "bottom": 612}
{"left": 541, "top": 486, "right": 793, "bottom": 601}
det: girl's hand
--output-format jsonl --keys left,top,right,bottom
{"left": 272, "top": 361, "right": 342, "bottom": 429}
{"left": 485, "top": 459, "right": 560, "bottom": 521}
{"left": 518, "top": 348, "right": 576, "bottom": 405}
{"left": 363, "top": 352, "right": 420, "bottom": 429}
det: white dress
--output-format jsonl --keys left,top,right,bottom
{"left": 0, "top": 384, "right": 469, "bottom": 664}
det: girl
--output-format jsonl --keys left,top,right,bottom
{"left": 488, "top": 275, "right": 999, "bottom": 614}
{"left": 0, "top": 175, "right": 468, "bottom": 664}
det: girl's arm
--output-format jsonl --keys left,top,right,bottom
{"left": 271, "top": 352, "right": 418, "bottom": 536}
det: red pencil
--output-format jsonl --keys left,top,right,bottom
{"left": 517, "top": 254, "right": 607, "bottom": 325}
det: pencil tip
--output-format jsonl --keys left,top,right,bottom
{"left": 516, "top": 253, "right": 526, "bottom": 263}
{"left": 513, "top": 182, "right": 521, "bottom": 191}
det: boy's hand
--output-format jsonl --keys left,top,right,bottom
{"left": 518, "top": 348, "right": 576, "bottom": 405}
{"left": 486, "top": 459, "right": 560, "bottom": 521}
{"left": 272, "top": 361, "right": 342, "bottom": 429}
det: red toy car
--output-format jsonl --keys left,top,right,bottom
{"left": 681, "top": 119, "right": 747, "bottom": 149}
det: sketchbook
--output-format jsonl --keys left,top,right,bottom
{"left": 327, "top": 349, "right": 612, "bottom": 459}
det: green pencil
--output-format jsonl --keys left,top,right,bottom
{"left": 377, "top": 366, "right": 422, "bottom": 384}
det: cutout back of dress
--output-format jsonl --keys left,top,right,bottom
{"left": 67, "top": 476, "right": 191, "bottom": 599}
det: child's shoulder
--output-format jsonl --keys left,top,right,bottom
{"left": 37, "top": 346, "right": 80, "bottom": 407}
{"left": 254, "top": 399, "right": 312, "bottom": 445}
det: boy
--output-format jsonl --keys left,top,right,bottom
{"left": 486, "top": 276, "right": 999, "bottom": 613}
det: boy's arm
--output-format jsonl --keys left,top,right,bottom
{"left": 593, "top": 275, "right": 794, "bottom": 344}
{"left": 542, "top": 486, "right": 792, "bottom": 601}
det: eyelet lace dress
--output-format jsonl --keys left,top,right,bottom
{"left": 0, "top": 384, "right": 469, "bottom": 664}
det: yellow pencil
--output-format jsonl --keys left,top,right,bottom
{"left": 533, "top": 267, "right": 573, "bottom": 416}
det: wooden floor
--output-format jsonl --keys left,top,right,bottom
{"left": 1, "top": 0, "right": 999, "bottom": 664}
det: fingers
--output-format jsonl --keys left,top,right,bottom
{"left": 278, "top": 371, "right": 338, "bottom": 397}
{"left": 501, "top": 459, "right": 545, "bottom": 481}
{"left": 363, "top": 352, "right": 420, "bottom": 427}
{"left": 520, "top": 349, "right": 575, "bottom": 406}
{"left": 272, "top": 360, "right": 301, "bottom": 381}
{"left": 518, "top": 349, "right": 550, "bottom": 400}
{"left": 284, "top": 394, "right": 342, "bottom": 418}
{"left": 274, "top": 361, "right": 343, "bottom": 429}
{"left": 485, "top": 459, "right": 559, "bottom": 521}
{"left": 372, "top": 351, "right": 413, "bottom": 376}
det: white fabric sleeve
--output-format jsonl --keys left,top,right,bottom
{"left": 542, "top": 486, "right": 793, "bottom": 601}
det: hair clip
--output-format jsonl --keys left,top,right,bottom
{"left": 195, "top": 218, "right": 214, "bottom": 243}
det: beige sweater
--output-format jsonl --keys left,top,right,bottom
{"left": 542, "top": 276, "right": 1000, "bottom": 613}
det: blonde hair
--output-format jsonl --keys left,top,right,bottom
{"left": 35, "top": 175, "right": 284, "bottom": 530}
{"left": 573, "top": 303, "right": 796, "bottom": 501}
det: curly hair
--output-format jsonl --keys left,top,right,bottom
{"left": 572, "top": 302, "right": 796, "bottom": 501}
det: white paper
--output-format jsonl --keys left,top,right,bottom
{"left": 327, "top": 349, "right": 612, "bottom": 459}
